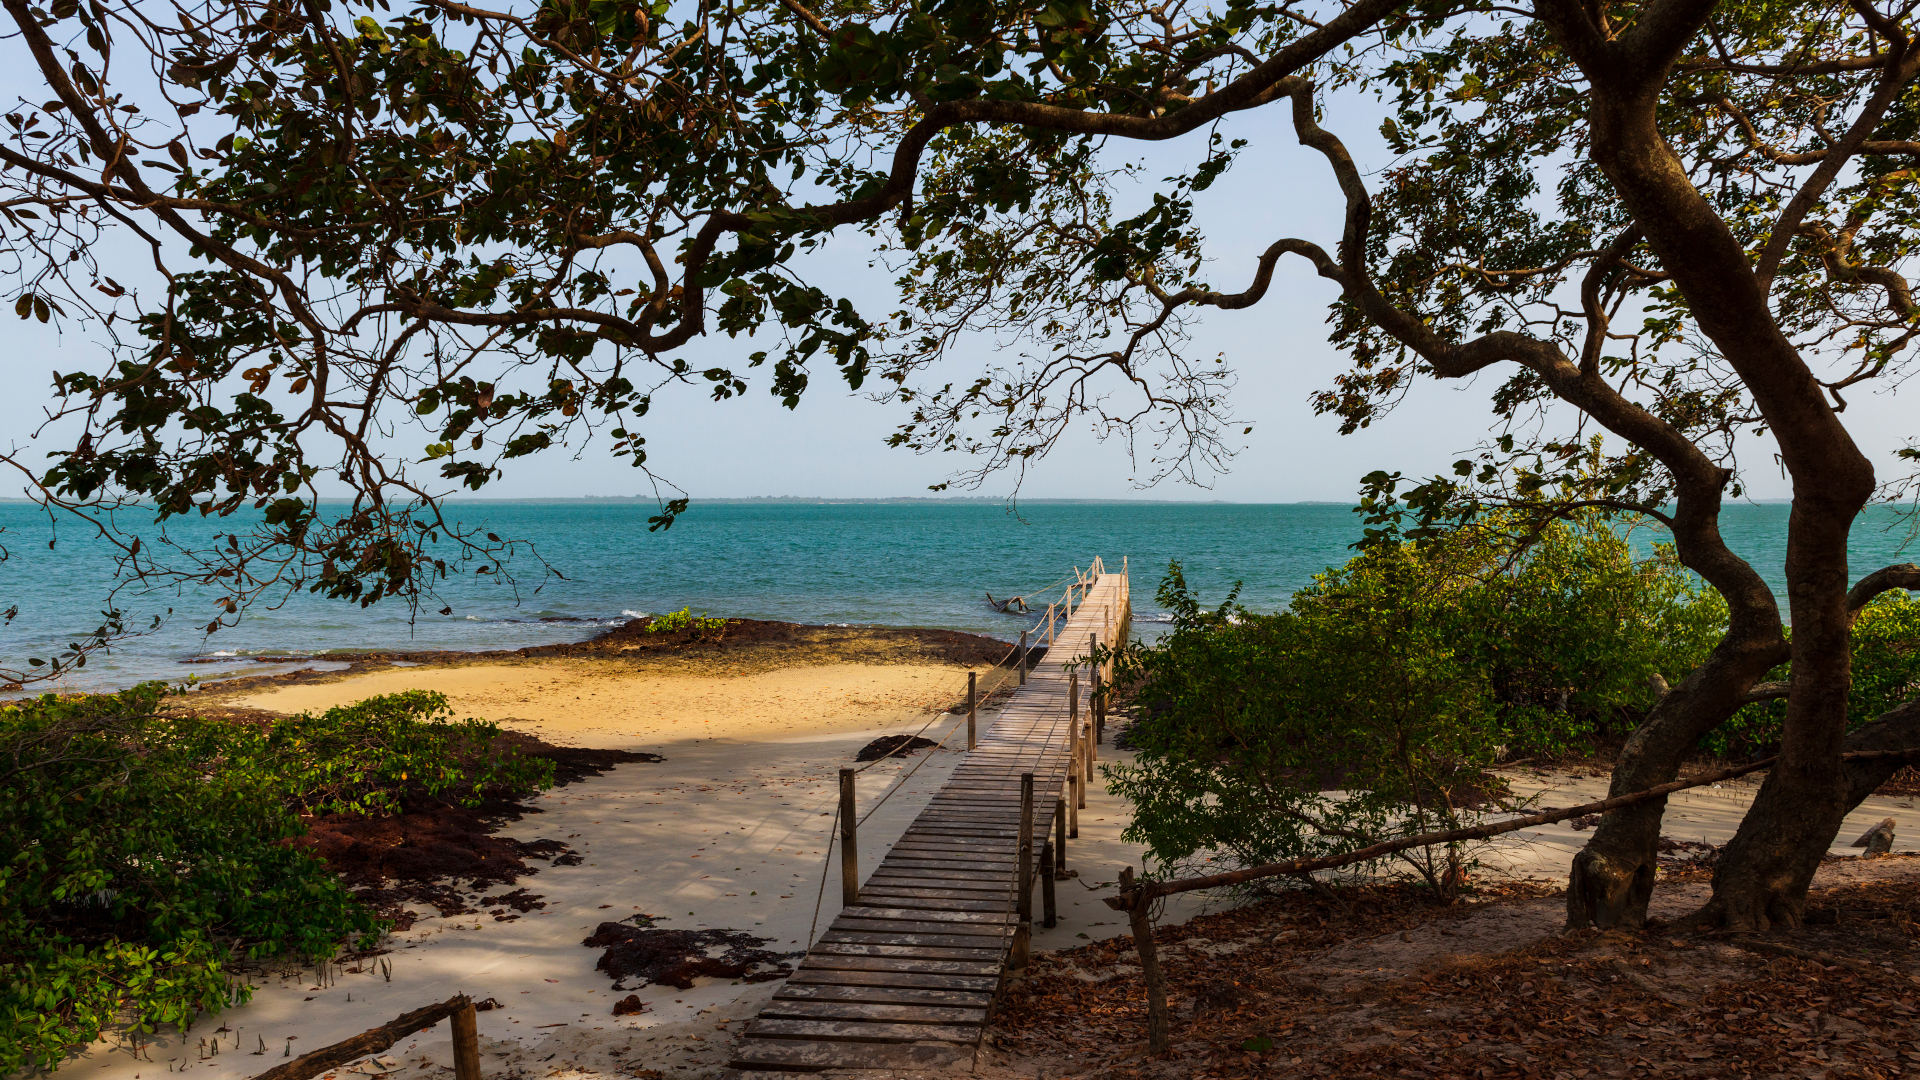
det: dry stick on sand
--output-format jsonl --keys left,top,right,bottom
{"left": 249, "top": 995, "right": 475, "bottom": 1080}
{"left": 1103, "top": 748, "right": 1920, "bottom": 1052}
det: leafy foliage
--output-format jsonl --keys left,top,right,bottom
{"left": 1106, "top": 517, "right": 1723, "bottom": 888}
{"left": 642, "top": 607, "right": 729, "bottom": 637}
{"left": 0, "top": 686, "right": 551, "bottom": 1073}
{"left": 1707, "top": 592, "right": 1920, "bottom": 759}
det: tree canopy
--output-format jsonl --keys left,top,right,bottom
{"left": 5, "top": 0, "right": 1920, "bottom": 924}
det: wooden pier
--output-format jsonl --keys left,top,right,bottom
{"left": 726, "top": 561, "right": 1131, "bottom": 1074}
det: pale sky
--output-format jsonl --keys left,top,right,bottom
{"left": 3, "top": 85, "right": 1912, "bottom": 506}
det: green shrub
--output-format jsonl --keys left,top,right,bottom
{"left": 1705, "top": 590, "right": 1920, "bottom": 759}
{"left": 1105, "top": 514, "right": 1723, "bottom": 891}
{"left": 0, "top": 686, "right": 553, "bottom": 1073}
{"left": 644, "top": 608, "right": 728, "bottom": 636}
{"left": 227, "top": 689, "right": 554, "bottom": 817}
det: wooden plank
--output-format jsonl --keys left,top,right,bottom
{"left": 839, "top": 906, "right": 1016, "bottom": 924}
{"left": 727, "top": 1039, "right": 971, "bottom": 1072}
{"left": 840, "top": 894, "right": 1015, "bottom": 913}
{"left": 810, "top": 942, "right": 1003, "bottom": 961}
{"left": 873, "top": 858, "right": 1021, "bottom": 873}
{"left": 772, "top": 983, "right": 993, "bottom": 1008}
{"left": 856, "top": 884, "right": 1015, "bottom": 900}
{"left": 800, "top": 955, "right": 1003, "bottom": 976}
{"left": 744, "top": 1019, "right": 981, "bottom": 1044}
{"left": 831, "top": 917, "right": 1016, "bottom": 938}
{"left": 817, "top": 930, "right": 1017, "bottom": 951}
{"left": 901, "top": 825, "right": 1021, "bottom": 836}
{"left": 756, "top": 1000, "right": 988, "bottom": 1025}
{"left": 868, "top": 863, "right": 1018, "bottom": 878}
{"left": 784, "top": 969, "right": 1000, "bottom": 992}
{"left": 886, "top": 841, "right": 1017, "bottom": 856}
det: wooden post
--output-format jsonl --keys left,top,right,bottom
{"left": 1013, "top": 772, "right": 1035, "bottom": 968}
{"left": 1067, "top": 679, "right": 1080, "bottom": 838}
{"left": 1091, "top": 633, "right": 1105, "bottom": 744}
{"left": 1068, "top": 760, "right": 1080, "bottom": 839}
{"left": 1119, "top": 867, "right": 1170, "bottom": 1053}
{"left": 1081, "top": 721, "right": 1093, "bottom": 808}
{"left": 1018, "top": 629, "right": 1028, "bottom": 686}
{"left": 1040, "top": 839, "right": 1057, "bottom": 928}
{"left": 966, "top": 670, "right": 977, "bottom": 751}
{"left": 838, "top": 768, "right": 859, "bottom": 908}
{"left": 1055, "top": 797, "right": 1067, "bottom": 875}
{"left": 451, "top": 1001, "right": 481, "bottom": 1080}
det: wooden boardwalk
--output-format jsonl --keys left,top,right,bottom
{"left": 726, "top": 563, "right": 1131, "bottom": 1075}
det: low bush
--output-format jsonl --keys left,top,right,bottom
{"left": 0, "top": 686, "right": 552, "bottom": 1073}
{"left": 643, "top": 607, "right": 728, "bottom": 637}
{"left": 1106, "top": 514, "right": 1723, "bottom": 892}
{"left": 1705, "top": 590, "right": 1920, "bottom": 759}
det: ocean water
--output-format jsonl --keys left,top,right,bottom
{"left": 1, "top": 499, "right": 1913, "bottom": 696}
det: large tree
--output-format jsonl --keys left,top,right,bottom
{"left": 3, "top": 0, "right": 1917, "bottom": 925}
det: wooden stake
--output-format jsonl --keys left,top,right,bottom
{"left": 1013, "top": 772, "right": 1034, "bottom": 968}
{"left": 1090, "top": 632, "right": 1103, "bottom": 744}
{"left": 966, "top": 670, "right": 977, "bottom": 751}
{"left": 1040, "top": 839, "right": 1057, "bottom": 928}
{"left": 838, "top": 768, "right": 859, "bottom": 908}
{"left": 1068, "top": 760, "right": 1079, "bottom": 839}
{"left": 1055, "top": 797, "right": 1067, "bottom": 875}
{"left": 1082, "top": 721, "right": 1094, "bottom": 807}
{"left": 1018, "top": 629, "right": 1028, "bottom": 686}
{"left": 1120, "top": 867, "right": 1170, "bottom": 1053}
{"left": 451, "top": 1002, "right": 481, "bottom": 1080}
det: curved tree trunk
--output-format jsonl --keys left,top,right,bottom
{"left": 1563, "top": 489, "right": 1786, "bottom": 928}
{"left": 1566, "top": 640, "right": 1779, "bottom": 927}
{"left": 1697, "top": 574, "right": 1920, "bottom": 930}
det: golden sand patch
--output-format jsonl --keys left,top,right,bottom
{"left": 232, "top": 660, "right": 1008, "bottom": 748}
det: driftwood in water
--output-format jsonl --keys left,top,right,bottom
{"left": 985, "top": 592, "right": 1030, "bottom": 614}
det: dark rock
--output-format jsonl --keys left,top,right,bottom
{"left": 856, "top": 735, "right": 938, "bottom": 762}
{"left": 582, "top": 922, "right": 802, "bottom": 990}
{"left": 612, "top": 995, "right": 647, "bottom": 1016}
{"left": 1851, "top": 818, "right": 1896, "bottom": 855}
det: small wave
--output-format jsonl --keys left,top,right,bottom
{"left": 1133, "top": 612, "right": 1176, "bottom": 623}
{"left": 620, "top": 609, "right": 649, "bottom": 619}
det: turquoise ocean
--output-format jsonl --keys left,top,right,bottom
{"left": 1, "top": 499, "right": 1914, "bottom": 696}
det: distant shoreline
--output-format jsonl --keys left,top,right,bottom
{"left": 0, "top": 495, "right": 1805, "bottom": 505}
